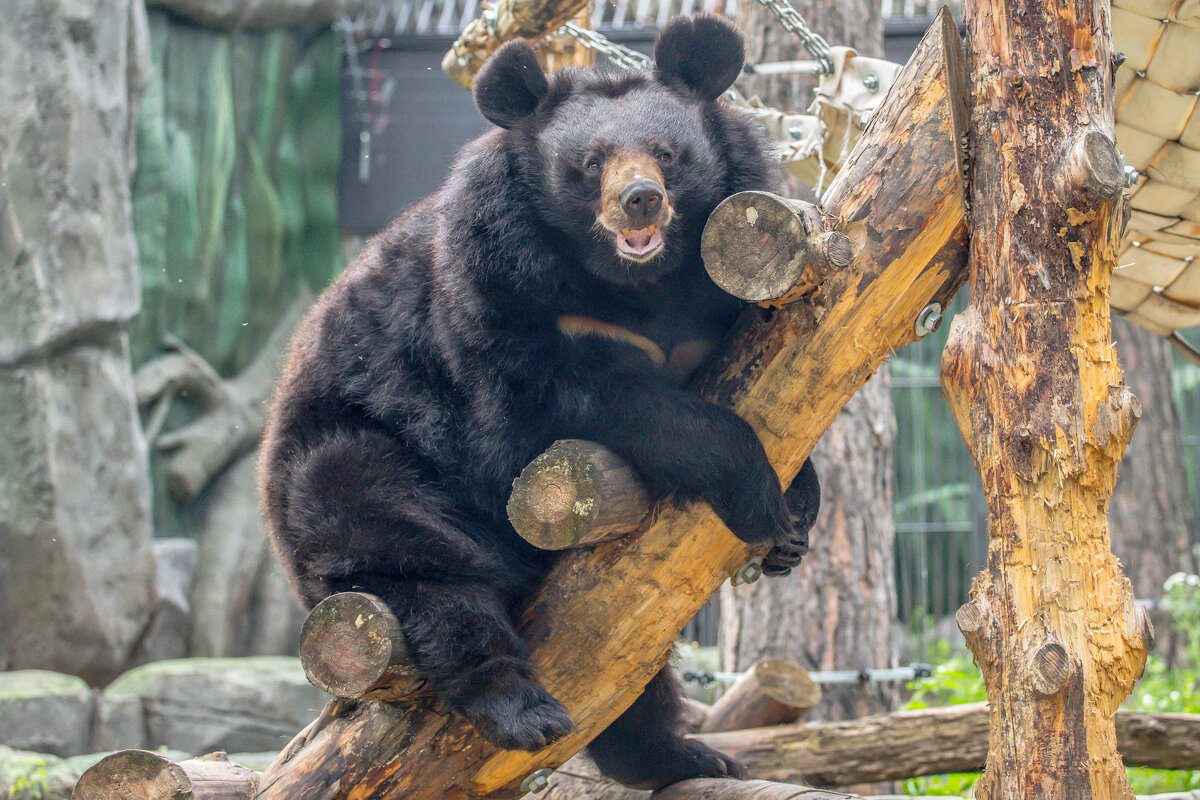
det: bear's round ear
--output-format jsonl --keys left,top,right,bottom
{"left": 654, "top": 15, "right": 744, "bottom": 102}
{"left": 473, "top": 40, "right": 550, "bottom": 128}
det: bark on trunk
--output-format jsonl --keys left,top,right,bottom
{"left": 940, "top": 0, "right": 1149, "bottom": 797}
{"left": 1110, "top": 315, "right": 1197, "bottom": 663}
{"left": 721, "top": 0, "right": 897, "bottom": 727}
{"left": 253, "top": 15, "right": 968, "bottom": 800}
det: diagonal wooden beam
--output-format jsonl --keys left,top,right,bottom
{"left": 252, "top": 11, "right": 969, "bottom": 800}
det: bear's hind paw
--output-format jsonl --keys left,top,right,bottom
{"left": 462, "top": 680, "right": 575, "bottom": 752}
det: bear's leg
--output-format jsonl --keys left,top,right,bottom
{"left": 281, "top": 429, "right": 572, "bottom": 751}
{"left": 587, "top": 666, "right": 745, "bottom": 789}
{"left": 333, "top": 573, "right": 574, "bottom": 751}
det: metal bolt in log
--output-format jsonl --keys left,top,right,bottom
{"left": 700, "top": 659, "right": 822, "bottom": 733}
{"left": 1059, "top": 129, "right": 1125, "bottom": 202}
{"left": 298, "top": 592, "right": 422, "bottom": 701}
{"left": 73, "top": 751, "right": 258, "bottom": 800}
{"left": 701, "top": 192, "right": 854, "bottom": 305}
{"left": 507, "top": 440, "right": 652, "bottom": 550}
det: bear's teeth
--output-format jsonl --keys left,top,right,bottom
{"left": 617, "top": 225, "right": 662, "bottom": 259}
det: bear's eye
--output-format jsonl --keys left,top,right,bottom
{"left": 585, "top": 157, "right": 603, "bottom": 173}
{"left": 657, "top": 151, "right": 673, "bottom": 164}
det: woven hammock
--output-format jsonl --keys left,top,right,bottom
{"left": 1110, "top": 0, "right": 1200, "bottom": 358}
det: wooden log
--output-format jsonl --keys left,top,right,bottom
{"left": 543, "top": 704, "right": 1200, "bottom": 799}
{"left": 507, "top": 440, "right": 653, "bottom": 550}
{"left": 654, "top": 780, "right": 860, "bottom": 800}
{"left": 298, "top": 592, "right": 423, "bottom": 701}
{"left": 700, "top": 660, "right": 821, "bottom": 733}
{"left": 702, "top": 194, "right": 855, "bottom": 305}
{"left": 441, "top": 0, "right": 590, "bottom": 88}
{"left": 253, "top": 13, "right": 969, "bottom": 800}
{"left": 942, "top": 0, "right": 1148, "bottom": 796}
{"left": 704, "top": 704, "right": 1200, "bottom": 786}
{"left": 73, "top": 751, "right": 258, "bottom": 800}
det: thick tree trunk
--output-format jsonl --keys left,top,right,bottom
{"left": 1110, "top": 315, "right": 1197, "bottom": 663}
{"left": 252, "top": 15, "right": 968, "bottom": 800}
{"left": 0, "top": 0, "right": 157, "bottom": 684}
{"left": 721, "top": 0, "right": 897, "bottom": 726}
{"left": 941, "top": 0, "right": 1149, "bottom": 797}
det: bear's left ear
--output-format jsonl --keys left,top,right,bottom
{"left": 474, "top": 40, "right": 550, "bottom": 128}
{"left": 654, "top": 15, "right": 744, "bottom": 102}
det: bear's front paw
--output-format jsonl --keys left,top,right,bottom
{"left": 461, "top": 678, "right": 574, "bottom": 751}
{"left": 712, "top": 462, "right": 795, "bottom": 547}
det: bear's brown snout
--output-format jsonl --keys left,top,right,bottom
{"left": 600, "top": 152, "right": 672, "bottom": 262}
{"left": 620, "top": 180, "right": 663, "bottom": 224}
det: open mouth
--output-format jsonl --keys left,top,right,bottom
{"left": 616, "top": 225, "right": 664, "bottom": 261}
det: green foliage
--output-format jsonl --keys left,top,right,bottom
{"left": 899, "top": 575, "right": 1200, "bottom": 795}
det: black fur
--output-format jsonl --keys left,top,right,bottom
{"left": 261, "top": 15, "right": 819, "bottom": 790}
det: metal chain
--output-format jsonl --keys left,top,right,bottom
{"left": 559, "top": 3, "right": 832, "bottom": 76}
{"left": 557, "top": 21, "right": 652, "bottom": 71}
{"left": 749, "top": 0, "right": 834, "bottom": 74}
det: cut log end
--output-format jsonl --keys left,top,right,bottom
{"left": 74, "top": 751, "right": 190, "bottom": 800}
{"left": 1062, "top": 129, "right": 1125, "bottom": 202}
{"left": 701, "top": 192, "right": 840, "bottom": 304}
{"left": 508, "top": 439, "right": 651, "bottom": 550}
{"left": 701, "top": 659, "right": 822, "bottom": 733}
{"left": 955, "top": 599, "right": 984, "bottom": 634}
{"left": 299, "top": 592, "right": 420, "bottom": 700}
{"left": 73, "top": 751, "right": 258, "bottom": 800}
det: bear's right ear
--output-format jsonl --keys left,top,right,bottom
{"left": 654, "top": 15, "right": 744, "bottom": 101}
{"left": 473, "top": 40, "right": 550, "bottom": 128}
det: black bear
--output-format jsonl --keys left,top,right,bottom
{"left": 261, "top": 14, "right": 819, "bottom": 789}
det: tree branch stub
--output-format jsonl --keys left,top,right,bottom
{"left": 299, "top": 592, "right": 423, "bottom": 701}
{"left": 507, "top": 440, "right": 652, "bottom": 550}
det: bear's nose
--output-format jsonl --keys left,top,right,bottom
{"left": 620, "top": 180, "right": 663, "bottom": 224}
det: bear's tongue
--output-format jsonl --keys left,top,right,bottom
{"left": 618, "top": 226, "right": 661, "bottom": 257}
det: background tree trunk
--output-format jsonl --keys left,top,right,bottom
{"left": 721, "top": 0, "right": 898, "bottom": 726}
{"left": 1110, "top": 315, "right": 1197, "bottom": 663}
{"left": 737, "top": 0, "right": 884, "bottom": 111}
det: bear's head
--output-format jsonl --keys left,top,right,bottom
{"left": 472, "top": 15, "right": 770, "bottom": 286}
